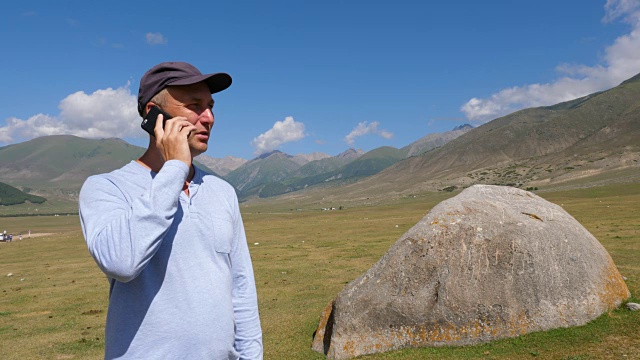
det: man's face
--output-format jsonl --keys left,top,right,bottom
{"left": 162, "top": 82, "right": 215, "bottom": 156}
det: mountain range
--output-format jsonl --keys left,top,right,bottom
{"left": 208, "top": 124, "right": 473, "bottom": 199}
{"left": 0, "top": 72, "right": 638, "bottom": 208}
{"left": 0, "top": 123, "right": 472, "bottom": 204}
{"left": 302, "top": 73, "right": 640, "bottom": 203}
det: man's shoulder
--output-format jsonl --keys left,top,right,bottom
{"left": 82, "top": 162, "right": 143, "bottom": 189}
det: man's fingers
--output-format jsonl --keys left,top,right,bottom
{"left": 154, "top": 114, "right": 165, "bottom": 139}
{"left": 181, "top": 123, "right": 197, "bottom": 137}
{"left": 164, "top": 118, "right": 196, "bottom": 138}
{"left": 162, "top": 117, "right": 191, "bottom": 134}
{"left": 157, "top": 117, "right": 194, "bottom": 165}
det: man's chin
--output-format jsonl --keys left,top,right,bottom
{"left": 190, "top": 143, "right": 208, "bottom": 157}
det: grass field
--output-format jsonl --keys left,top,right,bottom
{"left": 0, "top": 183, "right": 638, "bottom": 359}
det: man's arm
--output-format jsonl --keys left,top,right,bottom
{"left": 229, "top": 196, "right": 263, "bottom": 359}
{"left": 79, "top": 160, "right": 188, "bottom": 282}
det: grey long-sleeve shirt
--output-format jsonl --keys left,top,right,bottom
{"left": 79, "top": 160, "right": 262, "bottom": 359}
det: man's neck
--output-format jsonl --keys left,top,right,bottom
{"left": 137, "top": 147, "right": 195, "bottom": 183}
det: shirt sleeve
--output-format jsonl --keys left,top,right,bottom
{"left": 229, "top": 193, "right": 263, "bottom": 359}
{"left": 79, "top": 160, "right": 189, "bottom": 282}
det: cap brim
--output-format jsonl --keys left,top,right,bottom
{"left": 168, "top": 73, "right": 232, "bottom": 94}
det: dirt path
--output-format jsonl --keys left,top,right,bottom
{"left": 26, "top": 233, "right": 56, "bottom": 238}
{"left": 0, "top": 233, "right": 56, "bottom": 242}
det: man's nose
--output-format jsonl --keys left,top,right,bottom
{"left": 200, "top": 108, "right": 214, "bottom": 125}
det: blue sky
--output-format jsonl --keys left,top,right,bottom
{"left": 1, "top": 0, "right": 639, "bottom": 160}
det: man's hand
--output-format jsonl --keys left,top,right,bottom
{"left": 154, "top": 114, "right": 196, "bottom": 167}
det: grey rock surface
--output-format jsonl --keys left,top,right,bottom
{"left": 626, "top": 302, "right": 640, "bottom": 311}
{"left": 312, "top": 185, "right": 629, "bottom": 359}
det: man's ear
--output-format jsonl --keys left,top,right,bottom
{"left": 144, "top": 102, "right": 156, "bottom": 117}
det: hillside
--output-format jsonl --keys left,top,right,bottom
{"left": 253, "top": 146, "right": 407, "bottom": 198}
{"left": 0, "top": 135, "right": 145, "bottom": 191}
{"left": 303, "top": 72, "right": 640, "bottom": 202}
{"left": 290, "top": 148, "right": 364, "bottom": 179}
{"left": 227, "top": 125, "right": 475, "bottom": 200}
{"left": 402, "top": 124, "right": 474, "bottom": 157}
{"left": 237, "top": 125, "right": 477, "bottom": 199}
{"left": 291, "top": 152, "right": 332, "bottom": 165}
{"left": 224, "top": 150, "right": 302, "bottom": 192}
{"left": 250, "top": 126, "right": 475, "bottom": 199}
{"left": 0, "top": 135, "right": 216, "bottom": 204}
{"left": 194, "top": 154, "right": 247, "bottom": 176}
{"left": 0, "top": 182, "right": 46, "bottom": 205}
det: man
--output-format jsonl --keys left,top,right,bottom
{"left": 79, "top": 62, "right": 262, "bottom": 359}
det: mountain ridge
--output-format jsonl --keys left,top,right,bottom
{"left": 225, "top": 126, "right": 472, "bottom": 199}
{"left": 1, "top": 73, "right": 639, "bottom": 207}
{"left": 330, "top": 73, "right": 640, "bottom": 198}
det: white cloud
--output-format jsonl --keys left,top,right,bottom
{"left": 461, "top": 0, "right": 640, "bottom": 122}
{"left": 344, "top": 121, "right": 394, "bottom": 145}
{"left": 251, "top": 116, "right": 306, "bottom": 155}
{"left": 0, "top": 83, "right": 141, "bottom": 144}
{"left": 146, "top": 32, "right": 167, "bottom": 45}
{"left": 603, "top": 0, "right": 640, "bottom": 23}
{"left": 0, "top": 114, "right": 64, "bottom": 143}
{"left": 379, "top": 129, "right": 394, "bottom": 139}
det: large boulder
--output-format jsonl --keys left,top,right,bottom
{"left": 312, "top": 185, "right": 629, "bottom": 359}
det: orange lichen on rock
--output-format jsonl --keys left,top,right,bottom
{"left": 598, "top": 258, "right": 631, "bottom": 308}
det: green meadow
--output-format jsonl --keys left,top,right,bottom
{"left": 0, "top": 184, "right": 638, "bottom": 359}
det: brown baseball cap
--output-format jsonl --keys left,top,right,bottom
{"left": 137, "top": 62, "right": 232, "bottom": 116}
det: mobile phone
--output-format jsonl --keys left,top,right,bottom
{"left": 141, "top": 106, "right": 173, "bottom": 136}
